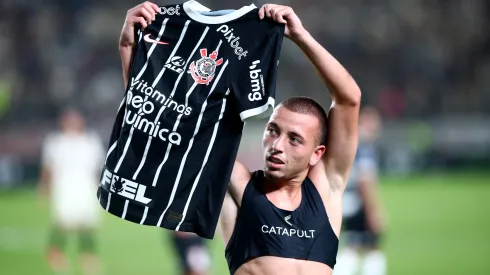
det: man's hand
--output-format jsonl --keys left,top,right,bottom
{"left": 119, "top": 1, "right": 159, "bottom": 88}
{"left": 120, "top": 1, "right": 160, "bottom": 47}
{"left": 258, "top": 4, "right": 307, "bottom": 42}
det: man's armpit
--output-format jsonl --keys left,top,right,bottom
{"left": 326, "top": 171, "right": 347, "bottom": 193}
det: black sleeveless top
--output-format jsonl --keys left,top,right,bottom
{"left": 225, "top": 171, "right": 339, "bottom": 274}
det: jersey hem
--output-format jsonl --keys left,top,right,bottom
{"left": 97, "top": 187, "right": 215, "bottom": 239}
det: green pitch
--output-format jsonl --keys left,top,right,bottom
{"left": 0, "top": 172, "right": 489, "bottom": 275}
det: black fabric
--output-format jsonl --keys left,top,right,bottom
{"left": 97, "top": 2, "right": 284, "bottom": 239}
{"left": 225, "top": 171, "right": 339, "bottom": 274}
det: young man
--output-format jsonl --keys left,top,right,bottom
{"left": 220, "top": 4, "right": 361, "bottom": 275}
{"left": 40, "top": 108, "right": 105, "bottom": 275}
{"left": 334, "top": 106, "right": 387, "bottom": 275}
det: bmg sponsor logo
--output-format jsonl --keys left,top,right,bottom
{"left": 248, "top": 60, "right": 265, "bottom": 102}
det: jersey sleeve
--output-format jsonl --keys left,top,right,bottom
{"left": 231, "top": 26, "right": 284, "bottom": 122}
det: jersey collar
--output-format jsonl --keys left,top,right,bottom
{"left": 183, "top": 0, "right": 257, "bottom": 24}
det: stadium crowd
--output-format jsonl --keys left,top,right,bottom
{"left": 0, "top": 0, "right": 489, "bottom": 162}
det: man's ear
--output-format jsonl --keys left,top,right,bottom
{"left": 310, "top": 145, "right": 326, "bottom": 166}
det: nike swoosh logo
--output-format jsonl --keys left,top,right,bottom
{"left": 144, "top": 34, "right": 169, "bottom": 45}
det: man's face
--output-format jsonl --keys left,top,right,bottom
{"left": 262, "top": 106, "right": 325, "bottom": 181}
{"left": 61, "top": 109, "right": 85, "bottom": 133}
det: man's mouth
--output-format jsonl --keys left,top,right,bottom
{"left": 266, "top": 155, "right": 284, "bottom": 165}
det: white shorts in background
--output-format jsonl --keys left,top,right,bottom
{"left": 51, "top": 190, "right": 100, "bottom": 230}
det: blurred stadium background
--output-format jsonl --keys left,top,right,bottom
{"left": 1, "top": 0, "right": 489, "bottom": 274}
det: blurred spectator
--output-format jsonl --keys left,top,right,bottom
{"left": 39, "top": 107, "right": 105, "bottom": 275}
{"left": 0, "top": 1, "right": 488, "bottom": 184}
{"left": 170, "top": 232, "right": 211, "bottom": 275}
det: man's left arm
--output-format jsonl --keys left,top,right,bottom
{"left": 219, "top": 190, "right": 239, "bottom": 246}
{"left": 293, "top": 34, "right": 361, "bottom": 192}
{"left": 260, "top": 4, "right": 361, "bottom": 191}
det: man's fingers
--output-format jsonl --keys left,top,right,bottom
{"left": 269, "top": 6, "right": 277, "bottom": 19}
{"left": 147, "top": 2, "right": 160, "bottom": 13}
{"left": 135, "top": 16, "right": 148, "bottom": 30}
{"left": 258, "top": 6, "right": 265, "bottom": 19}
{"left": 273, "top": 7, "right": 288, "bottom": 24}
{"left": 260, "top": 4, "right": 291, "bottom": 24}
{"left": 139, "top": 7, "right": 154, "bottom": 24}
{"left": 282, "top": 7, "right": 294, "bottom": 19}
{"left": 264, "top": 4, "right": 272, "bottom": 18}
{"left": 143, "top": 1, "right": 159, "bottom": 20}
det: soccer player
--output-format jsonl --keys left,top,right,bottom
{"left": 334, "top": 106, "right": 387, "bottom": 275}
{"left": 220, "top": 4, "right": 361, "bottom": 275}
{"left": 39, "top": 108, "right": 105, "bottom": 275}
{"left": 170, "top": 231, "right": 211, "bottom": 275}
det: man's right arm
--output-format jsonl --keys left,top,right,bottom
{"left": 219, "top": 191, "right": 239, "bottom": 246}
{"left": 219, "top": 160, "right": 250, "bottom": 245}
{"left": 228, "top": 160, "right": 251, "bottom": 207}
{"left": 119, "top": 2, "right": 160, "bottom": 88}
{"left": 119, "top": 44, "right": 135, "bottom": 90}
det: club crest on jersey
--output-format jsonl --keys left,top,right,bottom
{"left": 188, "top": 49, "right": 223, "bottom": 85}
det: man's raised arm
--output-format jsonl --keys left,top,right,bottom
{"left": 119, "top": 2, "right": 160, "bottom": 88}
{"left": 294, "top": 32, "right": 361, "bottom": 191}
{"left": 259, "top": 4, "right": 361, "bottom": 191}
{"left": 219, "top": 160, "right": 251, "bottom": 245}
{"left": 228, "top": 160, "right": 251, "bottom": 207}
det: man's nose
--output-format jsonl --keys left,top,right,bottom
{"left": 272, "top": 136, "right": 285, "bottom": 152}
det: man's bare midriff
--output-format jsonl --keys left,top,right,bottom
{"left": 234, "top": 256, "right": 333, "bottom": 275}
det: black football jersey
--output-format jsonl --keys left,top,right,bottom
{"left": 97, "top": 0, "right": 285, "bottom": 239}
